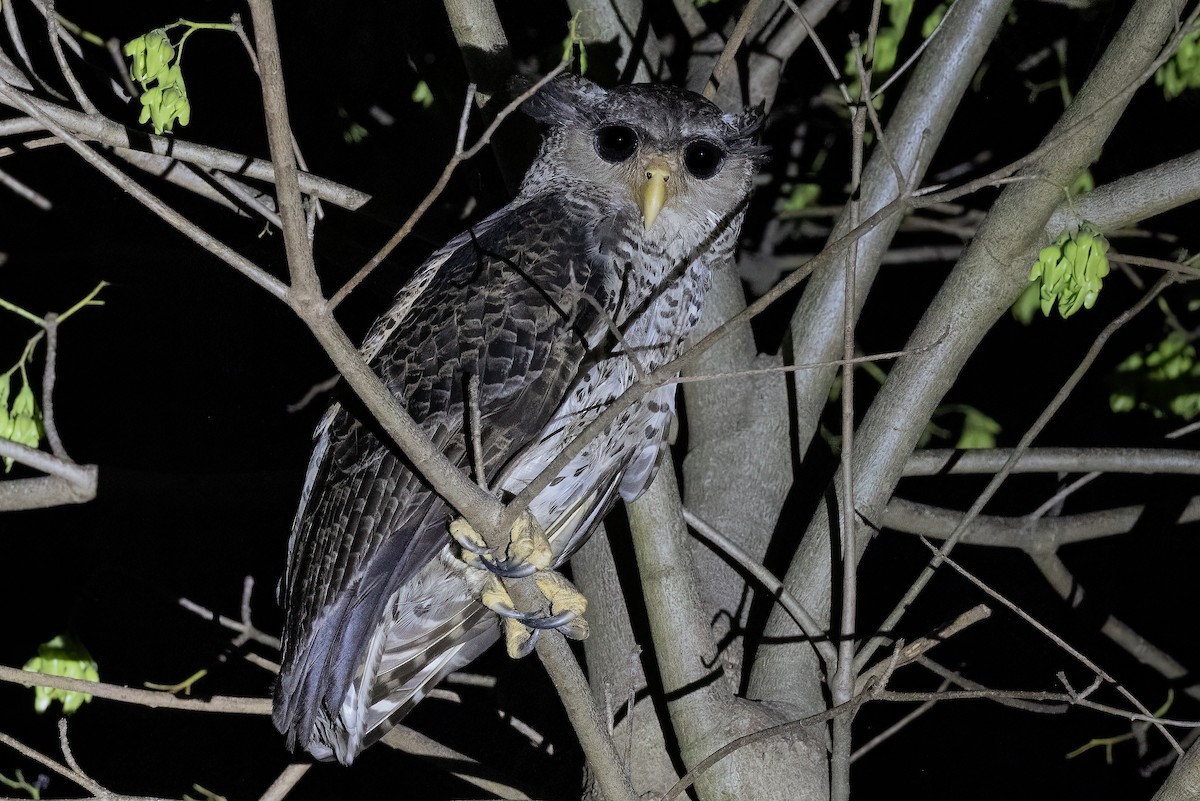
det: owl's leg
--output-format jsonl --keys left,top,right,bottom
{"left": 449, "top": 513, "right": 589, "bottom": 658}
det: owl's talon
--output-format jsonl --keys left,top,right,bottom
{"left": 482, "top": 558, "right": 540, "bottom": 579}
{"left": 479, "top": 570, "right": 590, "bottom": 657}
{"left": 481, "top": 580, "right": 579, "bottom": 628}
{"left": 506, "top": 512, "right": 554, "bottom": 571}
{"left": 449, "top": 519, "right": 491, "bottom": 556}
{"left": 450, "top": 512, "right": 555, "bottom": 578}
{"left": 503, "top": 619, "right": 539, "bottom": 658}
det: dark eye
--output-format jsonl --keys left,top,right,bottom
{"left": 595, "top": 125, "right": 638, "bottom": 163}
{"left": 683, "top": 140, "right": 726, "bottom": 179}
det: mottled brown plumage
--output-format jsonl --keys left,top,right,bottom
{"left": 274, "top": 75, "right": 765, "bottom": 763}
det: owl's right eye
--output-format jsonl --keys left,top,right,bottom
{"left": 595, "top": 125, "right": 639, "bottom": 163}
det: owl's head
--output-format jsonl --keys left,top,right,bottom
{"left": 519, "top": 75, "right": 766, "bottom": 240}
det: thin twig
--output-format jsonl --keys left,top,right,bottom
{"left": 40, "top": 313, "right": 69, "bottom": 461}
{"left": 0, "top": 93, "right": 369, "bottom": 209}
{"left": 858, "top": 272, "right": 1177, "bottom": 672}
{"left": 0, "top": 663, "right": 272, "bottom": 714}
{"left": 917, "top": 537, "right": 1184, "bottom": 754}
{"left": 42, "top": 0, "right": 95, "bottom": 114}
{"left": 0, "top": 82, "right": 291, "bottom": 302}
{"left": 1026, "top": 471, "right": 1100, "bottom": 520}
{"left": 55, "top": 719, "right": 98, "bottom": 794}
{"left": 903, "top": 447, "right": 1200, "bottom": 476}
{"left": 382, "top": 725, "right": 534, "bottom": 800}
{"left": 851, "top": 677, "right": 952, "bottom": 762}
{"left": 661, "top": 697, "right": 865, "bottom": 801}
{"left": 854, "top": 604, "right": 992, "bottom": 693}
{"left": 256, "top": 764, "right": 310, "bottom": 801}
{"left": 246, "top": 0, "right": 319, "bottom": 300}
{"left": 703, "top": 0, "right": 765, "bottom": 101}
{"left": 872, "top": 686, "right": 1200, "bottom": 727}
{"left": 916, "top": 656, "right": 1063, "bottom": 713}
{"left": 0, "top": 728, "right": 99, "bottom": 797}
{"left": 883, "top": 494, "right": 1200, "bottom": 549}
{"left": 1032, "top": 552, "right": 1193, "bottom": 694}
{"left": 221, "top": 575, "right": 279, "bottom": 650}
{"left": 331, "top": 64, "right": 569, "bottom": 309}
{"left": 467, "top": 374, "right": 489, "bottom": 491}
{"left": 683, "top": 506, "right": 837, "bottom": 671}
{"left": 830, "top": 20, "right": 874, "bottom": 794}
{"left": 0, "top": 165, "right": 50, "bottom": 208}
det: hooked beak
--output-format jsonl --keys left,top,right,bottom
{"left": 639, "top": 158, "right": 672, "bottom": 230}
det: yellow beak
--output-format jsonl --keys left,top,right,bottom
{"left": 639, "top": 158, "right": 672, "bottom": 229}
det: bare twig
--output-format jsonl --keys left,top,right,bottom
{"left": 661, "top": 698, "right": 864, "bottom": 801}
{"left": 854, "top": 604, "right": 992, "bottom": 693}
{"left": 1026, "top": 471, "right": 1101, "bottom": 520}
{"left": 859, "top": 272, "right": 1177, "bottom": 672}
{"left": 882, "top": 494, "right": 1200, "bottom": 549}
{"left": 42, "top": 0, "right": 95, "bottom": 114}
{"left": 683, "top": 506, "right": 837, "bottom": 670}
{"left": 0, "top": 727, "right": 100, "bottom": 797}
{"left": 467, "top": 374, "right": 489, "bottom": 491}
{"left": 39, "top": 313, "right": 69, "bottom": 460}
{"left": 0, "top": 164, "right": 50, "bottom": 208}
{"left": 382, "top": 725, "right": 534, "bottom": 800}
{"left": 903, "top": 447, "right": 1200, "bottom": 476}
{"left": 177, "top": 594, "right": 281, "bottom": 651}
{"left": 851, "top": 678, "right": 952, "bottom": 762}
{"left": 56, "top": 720, "right": 98, "bottom": 793}
{"left": 246, "top": 0, "right": 319, "bottom": 300}
{"left": 0, "top": 93, "right": 369, "bottom": 209}
{"left": 256, "top": 764, "right": 310, "bottom": 801}
{"left": 1032, "top": 552, "right": 1194, "bottom": 696}
{"left": 0, "top": 663, "right": 272, "bottom": 714}
{"left": 917, "top": 538, "right": 1184, "bottom": 754}
{"left": 703, "top": 0, "right": 765, "bottom": 101}
{"left": 330, "top": 64, "right": 568, "bottom": 309}
{"left": 830, "top": 19, "right": 875, "bottom": 795}
{"left": 0, "top": 82, "right": 292, "bottom": 302}
{"left": 872, "top": 686, "right": 1200, "bottom": 727}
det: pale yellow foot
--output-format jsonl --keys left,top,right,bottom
{"left": 505, "top": 512, "right": 553, "bottom": 570}
{"left": 534, "top": 570, "right": 589, "bottom": 641}
{"left": 450, "top": 513, "right": 589, "bottom": 657}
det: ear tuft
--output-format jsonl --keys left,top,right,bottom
{"left": 721, "top": 102, "right": 766, "bottom": 139}
{"left": 516, "top": 74, "right": 608, "bottom": 125}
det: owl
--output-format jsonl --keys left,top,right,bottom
{"left": 274, "top": 74, "right": 765, "bottom": 764}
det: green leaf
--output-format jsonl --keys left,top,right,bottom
{"left": 411, "top": 80, "right": 434, "bottom": 108}
{"left": 22, "top": 633, "right": 100, "bottom": 715}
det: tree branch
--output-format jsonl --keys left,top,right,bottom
{"left": 750, "top": 0, "right": 1186, "bottom": 710}
{"left": 0, "top": 94, "right": 369, "bottom": 210}
{"left": 0, "top": 663, "right": 271, "bottom": 714}
{"left": 882, "top": 494, "right": 1200, "bottom": 548}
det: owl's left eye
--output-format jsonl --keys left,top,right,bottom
{"left": 595, "top": 125, "right": 639, "bottom": 163}
{"left": 683, "top": 140, "right": 726, "bottom": 179}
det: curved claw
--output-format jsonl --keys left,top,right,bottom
{"left": 514, "top": 627, "right": 540, "bottom": 657}
{"left": 488, "top": 600, "right": 579, "bottom": 630}
{"left": 481, "top": 558, "right": 539, "bottom": 579}
{"left": 456, "top": 538, "right": 491, "bottom": 557}
{"left": 524, "top": 609, "right": 579, "bottom": 630}
{"left": 449, "top": 519, "right": 491, "bottom": 555}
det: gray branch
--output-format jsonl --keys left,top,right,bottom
{"left": 0, "top": 94, "right": 369, "bottom": 210}
{"left": 749, "top": 0, "right": 1182, "bottom": 709}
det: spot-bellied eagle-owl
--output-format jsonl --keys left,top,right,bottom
{"left": 274, "top": 74, "right": 765, "bottom": 764}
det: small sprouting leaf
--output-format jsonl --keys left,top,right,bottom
{"left": 22, "top": 634, "right": 100, "bottom": 715}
